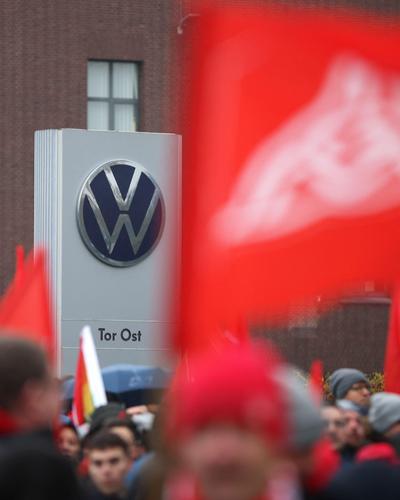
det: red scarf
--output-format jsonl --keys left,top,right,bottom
{"left": 0, "top": 408, "right": 19, "bottom": 436}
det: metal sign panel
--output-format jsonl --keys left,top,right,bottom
{"left": 34, "top": 129, "right": 181, "bottom": 374}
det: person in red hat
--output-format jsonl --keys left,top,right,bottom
{"left": 165, "top": 343, "right": 288, "bottom": 500}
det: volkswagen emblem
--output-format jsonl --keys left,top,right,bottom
{"left": 77, "top": 160, "right": 165, "bottom": 267}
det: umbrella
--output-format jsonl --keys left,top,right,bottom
{"left": 62, "top": 364, "right": 170, "bottom": 409}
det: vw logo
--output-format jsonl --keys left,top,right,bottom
{"left": 77, "top": 160, "right": 164, "bottom": 267}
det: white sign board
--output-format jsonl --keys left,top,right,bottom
{"left": 34, "top": 129, "right": 181, "bottom": 374}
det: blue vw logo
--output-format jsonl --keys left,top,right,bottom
{"left": 77, "top": 160, "right": 164, "bottom": 267}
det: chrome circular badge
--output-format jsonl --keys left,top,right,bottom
{"left": 77, "top": 160, "right": 165, "bottom": 267}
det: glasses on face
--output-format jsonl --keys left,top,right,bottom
{"left": 323, "top": 419, "right": 345, "bottom": 429}
{"left": 343, "top": 414, "right": 362, "bottom": 426}
{"left": 349, "top": 383, "right": 370, "bottom": 392}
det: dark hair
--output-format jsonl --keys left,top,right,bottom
{"left": 60, "top": 422, "right": 79, "bottom": 437}
{"left": 105, "top": 418, "right": 140, "bottom": 442}
{"left": 0, "top": 336, "right": 48, "bottom": 409}
{"left": 86, "top": 431, "right": 130, "bottom": 455}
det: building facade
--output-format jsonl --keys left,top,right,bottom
{"left": 0, "top": 0, "right": 398, "bottom": 372}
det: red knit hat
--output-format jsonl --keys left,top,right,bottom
{"left": 167, "top": 343, "right": 288, "bottom": 448}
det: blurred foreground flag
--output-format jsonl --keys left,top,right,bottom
{"left": 178, "top": 5, "right": 400, "bottom": 351}
{"left": 0, "top": 248, "right": 54, "bottom": 358}
{"left": 72, "top": 326, "right": 107, "bottom": 426}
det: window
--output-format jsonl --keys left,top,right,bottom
{"left": 87, "top": 61, "right": 139, "bottom": 132}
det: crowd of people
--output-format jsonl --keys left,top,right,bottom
{"left": 2, "top": 335, "right": 400, "bottom": 500}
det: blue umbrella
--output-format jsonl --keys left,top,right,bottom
{"left": 62, "top": 364, "right": 170, "bottom": 408}
{"left": 103, "top": 364, "right": 170, "bottom": 407}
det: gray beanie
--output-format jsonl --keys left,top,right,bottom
{"left": 277, "top": 368, "right": 324, "bottom": 450}
{"left": 369, "top": 392, "right": 400, "bottom": 434}
{"left": 329, "top": 368, "right": 368, "bottom": 400}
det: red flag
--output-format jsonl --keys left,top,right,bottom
{"left": 384, "top": 290, "right": 400, "bottom": 393}
{"left": 0, "top": 248, "right": 55, "bottom": 359}
{"left": 212, "top": 318, "right": 250, "bottom": 351}
{"left": 309, "top": 359, "right": 324, "bottom": 403}
{"left": 177, "top": 4, "right": 400, "bottom": 352}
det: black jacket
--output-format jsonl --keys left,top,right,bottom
{"left": 81, "top": 478, "right": 127, "bottom": 500}
{"left": 324, "top": 460, "right": 400, "bottom": 500}
{"left": 0, "top": 427, "right": 83, "bottom": 500}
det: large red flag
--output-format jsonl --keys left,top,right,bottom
{"left": 0, "top": 248, "right": 55, "bottom": 359}
{"left": 177, "top": 4, "right": 400, "bottom": 353}
{"left": 384, "top": 290, "right": 400, "bottom": 393}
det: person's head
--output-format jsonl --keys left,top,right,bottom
{"left": 321, "top": 405, "right": 346, "bottom": 450}
{"left": 180, "top": 423, "right": 274, "bottom": 500}
{"left": 87, "top": 403, "right": 126, "bottom": 436}
{"left": 369, "top": 392, "right": 400, "bottom": 438}
{"left": 275, "top": 369, "right": 324, "bottom": 480}
{"left": 167, "top": 343, "right": 288, "bottom": 500}
{"left": 343, "top": 411, "right": 365, "bottom": 448}
{"left": 106, "top": 418, "right": 145, "bottom": 461}
{"left": 58, "top": 423, "right": 81, "bottom": 462}
{"left": 0, "top": 336, "right": 59, "bottom": 430}
{"left": 86, "top": 431, "right": 131, "bottom": 495}
{"left": 336, "top": 401, "right": 366, "bottom": 448}
{"left": 329, "top": 369, "right": 370, "bottom": 407}
{"left": 81, "top": 403, "right": 127, "bottom": 452}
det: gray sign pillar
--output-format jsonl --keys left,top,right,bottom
{"left": 34, "top": 129, "right": 181, "bottom": 375}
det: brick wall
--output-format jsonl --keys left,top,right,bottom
{"left": 0, "top": 0, "right": 181, "bottom": 292}
{"left": 253, "top": 301, "right": 390, "bottom": 372}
